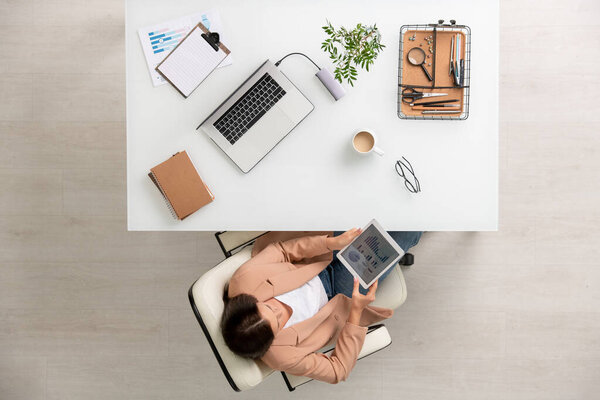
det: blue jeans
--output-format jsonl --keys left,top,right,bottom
{"left": 318, "top": 231, "right": 422, "bottom": 298}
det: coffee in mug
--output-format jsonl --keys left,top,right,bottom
{"left": 353, "top": 131, "right": 375, "bottom": 152}
{"left": 352, "top": 129, "right": 384, "bottom": 156}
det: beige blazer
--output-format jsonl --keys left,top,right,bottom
{"left": 227, "top": 232, "right": 393, "bottom": 384}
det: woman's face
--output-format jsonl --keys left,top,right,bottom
{"left": 256, "top": 303, "right": 278, "bottom": 334}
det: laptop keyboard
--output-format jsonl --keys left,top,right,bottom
{"left": 213, "top": 73, "right": 286, "bottom": 145}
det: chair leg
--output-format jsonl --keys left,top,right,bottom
{"left": 214, "top": 231, "right": 269, "bottom": 259}
{"left": 399, "top": 252, "right": 414, "bottom": 266}
{"left": 214, "top": 231, "right": 232, "bottom": 258}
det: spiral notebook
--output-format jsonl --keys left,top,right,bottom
{"left": 148, "top": 151, "right": 214, "bottom": 220}
{"left": 155, "top": 22, "right": 231, "bottom": 98}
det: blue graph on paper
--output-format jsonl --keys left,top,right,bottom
{"left": 146, "top": 14, "right": 210, "bottom": 55}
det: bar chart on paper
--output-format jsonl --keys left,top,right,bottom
{"left": 137, "top": 9, "right": 233, "bottom": 86}
{"left": 147, "top": 27, "right": 189, "bottom": 55}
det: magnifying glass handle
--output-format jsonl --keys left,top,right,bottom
{"left": 421, "top": 64, "right": 433, "bottom": 81}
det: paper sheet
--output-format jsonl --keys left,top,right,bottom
{"left": 157, "top": 27, "right": 228, "bottom": 98}
{"left": 138, "top": 10, "right": 232, "bottom": 87}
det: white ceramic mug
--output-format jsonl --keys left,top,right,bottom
{"left": 352, "top": 129, "right": 384, "bottom": 156}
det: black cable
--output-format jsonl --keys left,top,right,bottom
{"left": 275, "top": 52, "right": 321, "bottom": 70}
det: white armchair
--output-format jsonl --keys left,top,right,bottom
{"left": 188, "top": 233, "right": 408, "bottom": 391}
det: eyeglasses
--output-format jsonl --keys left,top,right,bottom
{"left": 395, "top": 156, "right": 421, "bottom": 193}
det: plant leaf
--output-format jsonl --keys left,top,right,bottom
{"left": 321, "top": 20, "right": 384, "bottom": 86}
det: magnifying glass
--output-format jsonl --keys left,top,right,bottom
{"left": 407, "top": 47, "right": 432, "bottom": 81}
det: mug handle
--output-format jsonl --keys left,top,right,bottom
{"left": 373, "top": 146, "right": 384, "bottom": 156}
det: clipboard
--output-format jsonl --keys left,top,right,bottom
{"left": 155, "top": 22, "right": 231, "bottom": 98}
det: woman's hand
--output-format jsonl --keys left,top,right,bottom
{"left": 348, "top": 278, "right": 378, "bottom": 326}
{"left": 326, "top": 228, "right": 362, "bottom": 251}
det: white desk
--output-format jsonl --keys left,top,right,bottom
{"left": 126, "top": 0, "right": 498, "bottom": 231}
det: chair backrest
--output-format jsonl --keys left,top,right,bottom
{"left": 188, "top": 246, "right": 274, "bottom": 391}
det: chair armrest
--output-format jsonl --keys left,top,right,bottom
{"left": 371, "top": 264, "right": 407, "bottom": 310}
{"left": 281, "top": 324, "right": 392, "bottom": 391}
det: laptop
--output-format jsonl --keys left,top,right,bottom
{"left": 197, "top": 60, "right": 314, "bottom": 173}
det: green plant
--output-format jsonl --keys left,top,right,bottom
{"left": 321, "top": 21, "right": 385, "bottom": 86}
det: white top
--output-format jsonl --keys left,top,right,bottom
{"left": 275, "top": 275, "right": 329, "bottom": 329}
{"left": 126, "top": 0, "right": 499, "bottom": 231}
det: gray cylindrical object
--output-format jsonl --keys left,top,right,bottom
{"left": 315, "top": 67, "right": 346, "bottom": 101}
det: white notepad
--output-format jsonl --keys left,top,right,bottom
{"left": 156, "top": 23, "right": 230, "bottom": 98}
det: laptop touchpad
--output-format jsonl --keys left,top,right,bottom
{"left": 229, "top": 107, "right": 294, "bottom": 160}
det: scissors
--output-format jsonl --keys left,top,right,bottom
{"left": 401, "top": 88, "right": 448, "bottom": 104}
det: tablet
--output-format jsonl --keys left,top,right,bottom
{"left": 336, "top": 219, "right": 405, "bottom": 289}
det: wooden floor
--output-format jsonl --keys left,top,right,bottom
{"left": 1, "top": 1, "right": 600, "bottom": 399}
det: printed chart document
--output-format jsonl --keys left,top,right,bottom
{"left": 138, "top": 10, "right": 232, "bottom": 86}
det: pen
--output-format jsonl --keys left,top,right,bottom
{"left": 422, "top": 110, "right": 462, "bottom": 114}
{"left": 455, "top": 34, "right": 459, "bottom": 83}
{"left": 458, "top": 34, "right": 464, "bottom": 85}
{"left": 417, "top": 104, "right": 460, "bottom": 108}
{"left": 410, "top": 99, "right": 460, "bottom": 106}
{"left": 412, "top": 105, "right": 460, "bottom": 110}
{"left": 449, "top": 36, "right": 454, "bottom": 76}
{"left": 454, "top": 34, "right": 460, "bottom": 85}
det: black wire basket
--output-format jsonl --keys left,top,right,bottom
{"left": 398, "top": 21, "right": 471, "bottom": 120}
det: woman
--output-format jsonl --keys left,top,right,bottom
{"left": 221, "top": 229, "right": 422, "bottom": 384}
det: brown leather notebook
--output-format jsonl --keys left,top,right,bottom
{"left": 148, "top": 151, "right": 214, "bottom": 220}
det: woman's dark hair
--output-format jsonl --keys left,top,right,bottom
{"left": 220, "top": 284, "right": 274, "bottom": 359}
